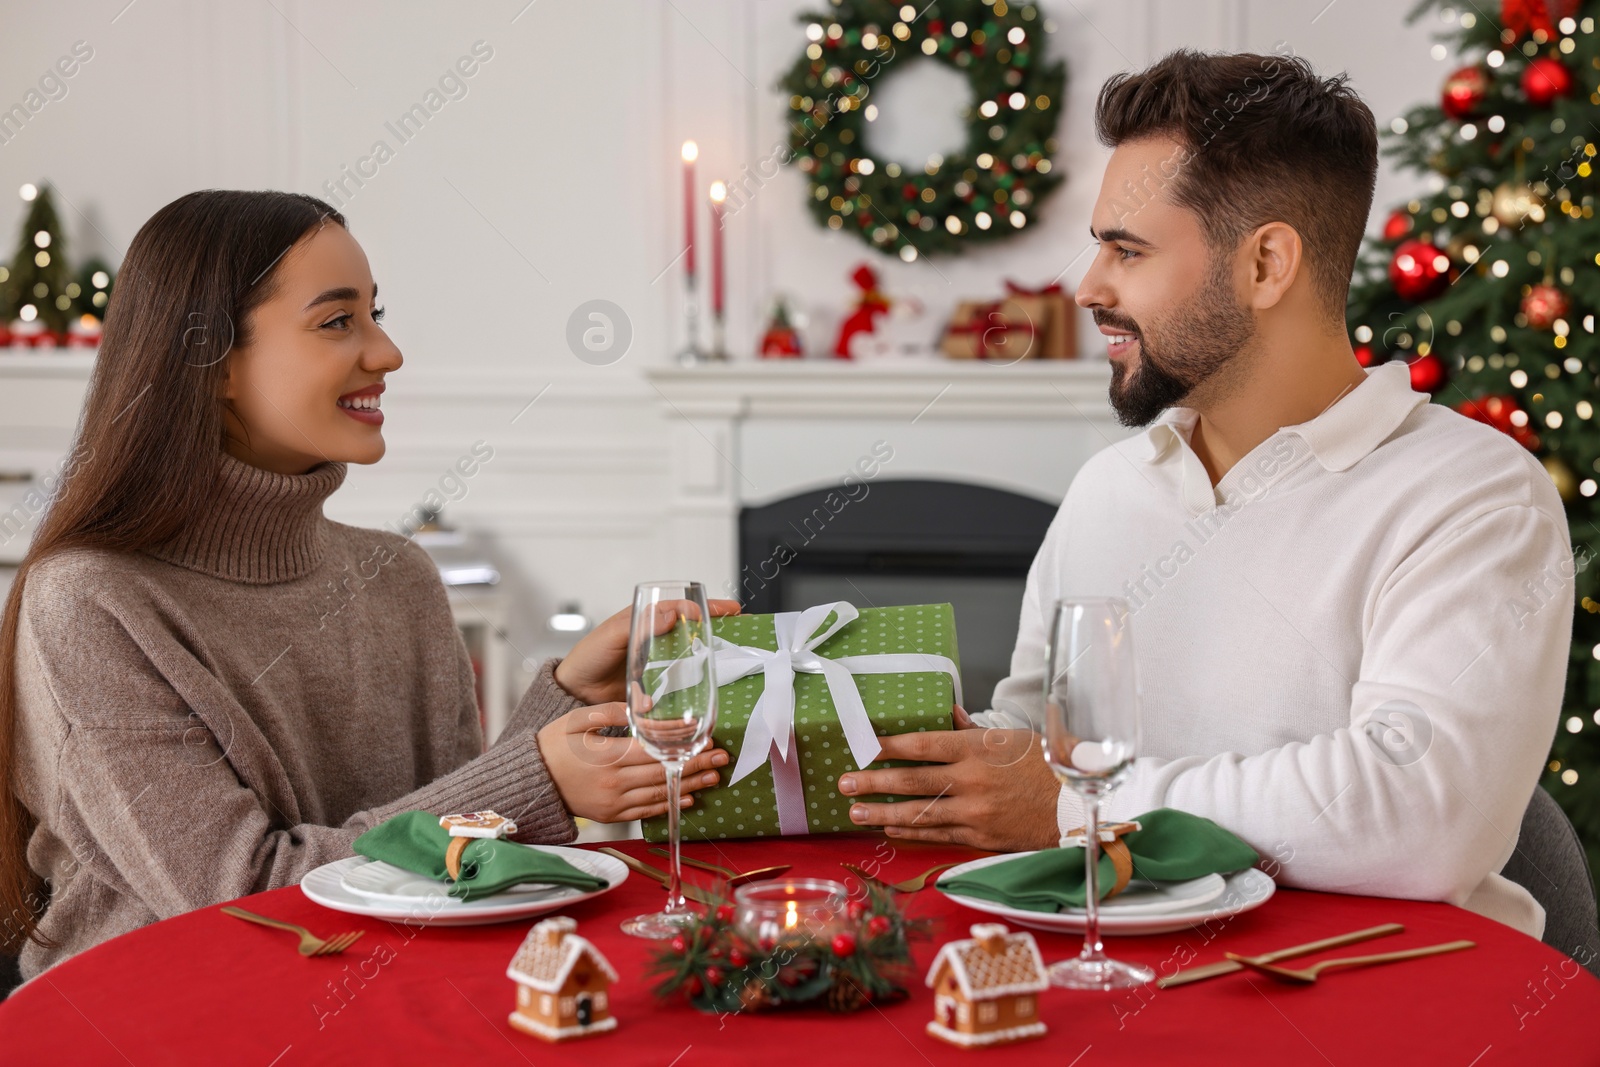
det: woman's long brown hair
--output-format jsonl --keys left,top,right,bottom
{"left": 0, "top": 191, "right": 346, "bottom": 953}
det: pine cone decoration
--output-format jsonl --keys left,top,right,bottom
{"left": 739, "top": 979, "right": 776, "bottom": 1012}
{"left": 825, "top": 971, "right": 869, "bottom": 1013}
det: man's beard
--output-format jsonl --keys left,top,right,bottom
{"left": 1099, "top": 258, "right": 1256, "bottom": 428}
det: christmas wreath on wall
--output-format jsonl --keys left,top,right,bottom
{"left": 780, "top": 0, "right": 1065, "bottom": 261}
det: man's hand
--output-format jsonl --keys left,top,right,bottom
{"left": 553, "top": 599, "right": 742, "bottom": 705}
{"left": 537, "top": 702, "right": 728, "bottom": 823}
{"left": 837, "top": 717, "right": 1061, "bottom": 852}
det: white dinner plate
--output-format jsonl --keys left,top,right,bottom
{"left": 339, "top": 860, "right": 564, "bottom": 904}
{"left": 301, "top": 845, "right": 627, "bottom": 926}
{"left": 1090, "top": 873, "right": 1228, "bottom": 916}
{"left": 938, "top": 853, "right": 1275, "bottom": 936}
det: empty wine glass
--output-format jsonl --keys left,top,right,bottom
{"left": 1042, "top": 596, "right": 1155, "bottom": 989}
{"left": 620, "top": 581, "right": 717, "bottom": 939}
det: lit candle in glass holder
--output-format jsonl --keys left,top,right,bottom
{"left": 735, "top": 879, "right": 848, "bottom": 950}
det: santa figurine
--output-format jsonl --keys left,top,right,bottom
{"left": 832, "top": 263, "right": 891, "bottom": 359}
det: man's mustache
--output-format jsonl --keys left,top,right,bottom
{"left": 1092, "top": 310, "right": 1140, "bottom": 335}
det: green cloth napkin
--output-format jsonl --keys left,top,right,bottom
{"left": 937, "top": 808, "right": 1259, "bottom": 913}
{"left": 352, "top": 811, "right": 608, "bottom": 902}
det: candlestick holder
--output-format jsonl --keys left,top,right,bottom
{"left": 708, "top": 307, "right": 728, "bottom": 361}
{"left": 674, "top": 275, "right": 709, "bottom": 365}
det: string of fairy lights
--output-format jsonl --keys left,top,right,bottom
{"left": 779, "top": 0, "right": 1065, "bottom": 260}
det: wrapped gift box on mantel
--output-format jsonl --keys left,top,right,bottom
{"left": 641, "top": 602, "right": 961, "bottom": 843}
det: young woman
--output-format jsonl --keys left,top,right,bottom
{"left": 0, "top": 191, "right": 730, "bottom": 982}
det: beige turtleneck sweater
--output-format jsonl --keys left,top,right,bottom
{"left": 12, "top": 453, "right": 584, "bottom": 980}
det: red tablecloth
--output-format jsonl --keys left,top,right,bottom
{"left": 2, "top": 835, "right": 1595, "bottom": 1065}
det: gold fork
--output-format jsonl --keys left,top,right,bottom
{"left": 221, "top": 906, "right": 366, "bottom": 956}
{"left": 840, "top": 861, "right": 959, "bottom": 893}
{"left": 1225, "top": 939, "right": 1475, "bottom": 984}
{"left": 646, "top": 848, "right": 793, "bottom": 887}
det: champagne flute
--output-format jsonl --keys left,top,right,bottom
{"left": 1042, "top": 597, "right": 1155, "bottom": 989}
{"left": 620, "top": 581, "right": 717, "bottom": 939}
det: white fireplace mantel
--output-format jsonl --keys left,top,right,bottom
{"left": 643, "top": 359, "right": 1131, "bottom": 596}
{"left": 644, "top": 359, "right": 1117, "bottom": 420}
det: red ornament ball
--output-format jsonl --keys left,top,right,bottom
{"left": 866, "top": 914, "right": 892, "bottom": 937}
{"left": 1521, "top": 284, "right": 1570, "bottom": 330}
{"left": 1407, "top": 353, "right": 1448, "bottom": 393}
{"left": 1388, "top": 240, "right": 1451, "bottom": 302}
{"left": 1440, "top": 66, "right": 1489, "bottom": 119}
{"left": 1502, "top": 0, "right": 1577, "bottom": 39}
{"left": 831, "top": 932, "right": 858, "bottom": 957}
{"left": 1382, "top": 210, "right": 1413, "bottom": 241}
{"left": 1354, "top": 343, "right": 1379, "bottom": 368}
{"left": 1521, "top": 57, "right": 1573, "bottom": 107}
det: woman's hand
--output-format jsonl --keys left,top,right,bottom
{"left": 553, "top": 599, "right": 742, "bottom": 705}
{"left": 536, "top": 702, "right": 729, "bottom": 823}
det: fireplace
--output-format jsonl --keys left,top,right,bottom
{"left": 736, "top": 479, "right": 1058, "bottom": 709}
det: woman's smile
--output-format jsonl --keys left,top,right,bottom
{"left": 336, "top": 382, "right": 384, "bottom": 426}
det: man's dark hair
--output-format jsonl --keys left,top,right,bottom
{"left": 1094, "top": 49, "right": 1378, "bottom": 318}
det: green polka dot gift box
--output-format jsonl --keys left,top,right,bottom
{"left": 641, "top": 601, "right": 960, "bottom": 842}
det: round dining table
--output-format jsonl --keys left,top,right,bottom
{"left": 2, "top": 834, "right": 1595, "bottom": 1065}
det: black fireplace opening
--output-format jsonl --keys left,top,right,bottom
{"left": 736, "top": 479, "right": 1058, "bottom": 709}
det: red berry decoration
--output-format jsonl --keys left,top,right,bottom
{"left": 1521, "top": 57, "right": 1573, "bottom": 107}
{"left": 715, "top": 904, "right": 735, "bottom": 924}
{"left": 1407, "top": 353, "right": 1448, "bottom": 394}
{"left": 685, "top": 975, "right": 703, "bottom": 997}
{"left": 1521, "top": 283, "right": 1570, "bottom": 330}
{"left": 1440, "top": 66, "right": 1489, "bottom": 119}
{"left": 832, "top": 932, "right": 858, "bottom": 957}
{"left": 1382, "top": 210, "right": 1413, "bottom": 241}
{"left": 728, "top": 948, "right": 748, "bottom": 968}
{"left": 1388, "top": 239, "right": 1450, "bottom": 303}
{"left": 866, "top": 914, "right": 892, "bottom": 937}
{"left": 669, "top": 935, "right": 688, "bottom": 953}
{"left": 846, "top": 899, "right": 868, "bottom": 921}
{"left": 704, "top": 965, "right": 724, "bottom": 987}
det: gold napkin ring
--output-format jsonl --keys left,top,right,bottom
{"left": 445, "top": 836, "right": 470, "bottom": 881}
{"left": 439, "top": 810, "right": 517, "bottom": 882}
{"left": 1064, "top": 820, "right": 1142, "bottom": 899}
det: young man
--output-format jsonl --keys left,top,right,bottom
{"left": 835, "top": 50, "right": 1573, "bottom": 938}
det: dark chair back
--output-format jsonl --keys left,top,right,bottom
{"left": 0, "top": 951, "right": 19, "bottom": 1001}
{"left": 1500, "top": 786, "right": 1600, "bottom": 978}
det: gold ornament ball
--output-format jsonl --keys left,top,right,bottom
{"left": 1491, "top": 182, "right": 1544, "bottom": 226}
{"left": 1444, "top": 232, "right": 1477, "bottom": 262}
{"left": 1543, "top": 455, "right": 1577, "bottom": 501}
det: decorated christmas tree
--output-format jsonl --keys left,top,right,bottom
{"left": 1, "top": 183, "right": 75, "bottom": 336}
{"left": 1346, "top": 0, "right": 1599, "bottom": 872}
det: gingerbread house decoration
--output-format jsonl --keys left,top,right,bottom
{"left": 925, "top": 923, "right": 1049, "bottom": 1048}
{"left": 506, "top": 916, "right": 619, "bottom": 1041}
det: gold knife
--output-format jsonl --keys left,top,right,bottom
{"left": 1157, "top": 922, "right": 1405, "bottom": 988}
{"left": 598, "top": 847, "right": 719, "bottom": 907}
